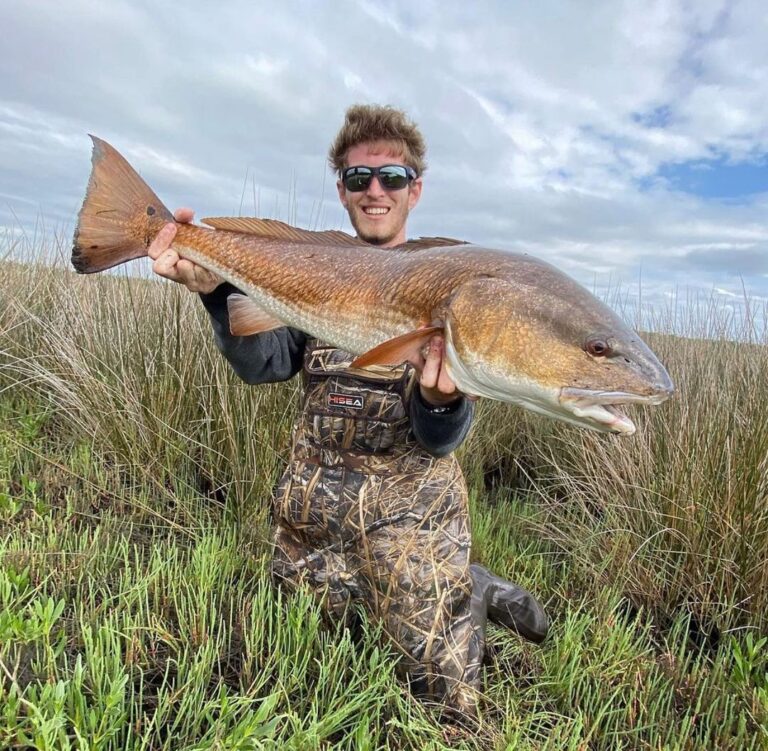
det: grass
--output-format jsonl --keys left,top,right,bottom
{"left": 1, "top": 245, "right": 767, "bottom": 749}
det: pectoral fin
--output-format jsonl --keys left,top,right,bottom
{"left": 351, "top": 326, "right": 443, "bottom": 368}
{"left": 228, "top": 294, "right": 284, "bottom": 336}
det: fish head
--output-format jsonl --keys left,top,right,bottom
{"left": 444, "top": 269, "right": 674, "bottom": 434}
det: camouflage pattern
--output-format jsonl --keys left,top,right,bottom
{"left": 271, "top": 340, "right": 484, "bottom": 715}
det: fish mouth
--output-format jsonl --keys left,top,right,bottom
{"left": 558, "top": 387, "right": 674, "bottom": 435}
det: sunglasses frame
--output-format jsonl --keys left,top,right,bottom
{"left": 341, "top": 164, "right": 418, "bottom": 192}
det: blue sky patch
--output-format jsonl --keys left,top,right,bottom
{"left": 632, "top": 105, "right": 672, "bottom": 128}
{"left": 658, "top": 157, "right": 768, "bottom": 199}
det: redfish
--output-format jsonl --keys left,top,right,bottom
{"left": 72, "top": 137, "right": 673, "bottom": 434}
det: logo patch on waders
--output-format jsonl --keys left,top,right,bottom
{"left": 328, "top": 392, "right": 364, "bottom": 409}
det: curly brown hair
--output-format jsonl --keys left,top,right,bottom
{"left": 328, "top": 104, "right": 427, "bottom": 176}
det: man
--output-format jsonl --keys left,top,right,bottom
{"left": 149, "top": 105, "right": 548, "bottom": 717}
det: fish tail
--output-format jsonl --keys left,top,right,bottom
{"left": 71, "top": 136, "right": 174, "bottom": 274}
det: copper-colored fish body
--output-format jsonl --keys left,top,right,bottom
{"left": 72, "top": 136, "right": 673, "bottom": 434}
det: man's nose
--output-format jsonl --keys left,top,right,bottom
{"left": 364, "top": 175, "right": 386, "bottom": 196}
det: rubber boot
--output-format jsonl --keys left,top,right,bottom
{"left": 469, "top": 563, "right": 549, "bottom": 644}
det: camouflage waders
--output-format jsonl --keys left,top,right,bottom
{"left": 271, "top": 340, "right": 485, "bottom": 714}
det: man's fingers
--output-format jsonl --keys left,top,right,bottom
{"left": 173, "top": 207, "right": 194, "bottom": 223}
{"left": 419, "top": 335, "right": 464, "bottom": 406}
{"left": 420, "top": 336, "right": 441, "bottom": 389}
{"left": 153, "top": 249, "right": 181, "bottom": 279}
{"left": 172, "top": 259, "right": 220, "bottom": 292}
{"left": 196, "top": 267, "right": 223, "bottom": 294}
{"left": 175, "top": 259, "right": 198, "bottom": 287}
{"left": 148, "top": 223, "right": 177, "bottom": 261}
{"left": 149, "top": 209, "right": 220, "bottom": 292}
{"left": 148, "top": 209, "right": 191, "bottom": 263}
{"left": 437, "top": 362, "right": 457, "bottom": 396}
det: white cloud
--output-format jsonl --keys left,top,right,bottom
{"left": 125, "top": 144, "right": 220, "bottom": 185}
{"left": 1, "top": 0, "right": 768, "bottom": 326}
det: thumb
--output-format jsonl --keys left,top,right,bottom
{"left": 173, "top": 207, "right": 195, "bottom": 224}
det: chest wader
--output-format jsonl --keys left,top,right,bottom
{"left": 270, "top": 340, "right": 484, "bottom": 716}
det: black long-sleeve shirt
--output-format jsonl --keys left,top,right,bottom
{"left": 199, "top": 283, "right": 473, "bottom": 457}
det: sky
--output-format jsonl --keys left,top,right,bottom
{"left": 2, "top": 0, "right": 767, "bottom": 335}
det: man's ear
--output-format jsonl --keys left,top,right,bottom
{"left": 408, "top": 177, "right": 423, "bottom": 210}
{"left": 336, "top": 179, "right": 348, "bottom": 208}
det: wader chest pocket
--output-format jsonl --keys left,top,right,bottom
{"left": 302, "top": 345, "right": 411, "bottom": 453}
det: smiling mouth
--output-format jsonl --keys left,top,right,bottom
{"left": 363, "top": 207, "right": 390, "bottom": 215}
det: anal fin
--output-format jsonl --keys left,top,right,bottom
{"left": 351, "top": 326, "right": 443, "bottom": 368}
{"left": 228, "top": 293, "right": 284, "bottom": 335}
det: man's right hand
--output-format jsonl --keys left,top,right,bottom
{"left": 148, "top": 208, "right": 223, "bottom": 294}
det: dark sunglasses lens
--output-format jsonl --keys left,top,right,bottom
{"left": 343, "top": 168, "right": 373, "bottom": 192}
{"left": 343, "top": 166, "right": 413, "bottom": 192}
{"left": 377, "top": 166, "right": 409, "bottom": 190}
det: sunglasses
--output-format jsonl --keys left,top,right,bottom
{"left": 341, "top": 164, "right": 417, "bottom": 192}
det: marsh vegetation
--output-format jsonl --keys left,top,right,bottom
{"left": 1, "top": 242, "right": 767, "bottom": 749}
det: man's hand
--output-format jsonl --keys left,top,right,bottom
{"left": 418, "top": 335, "right": 462, "bottom": 407}
{"left": 148, "top": 208, "right": 223, "bottom": 294}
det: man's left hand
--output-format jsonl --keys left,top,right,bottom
{"left": 418, "top": 335, "right": 461, "bottom": 407}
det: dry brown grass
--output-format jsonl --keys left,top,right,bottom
{"left": 2, "top": 248, "right": 767, "bottom": 748}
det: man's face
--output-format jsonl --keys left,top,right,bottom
{"left": 336, "top": 141, "right": 423, "bottom": 247}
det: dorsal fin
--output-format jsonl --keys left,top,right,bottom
{"left": 200, "top": 217, "right": 361, "bottom": 246}
{"left": 201, "top": 218, "right": 469, "bottom": 251}
{"left": 398, "top": 236, "right": 469, "bottom": 251}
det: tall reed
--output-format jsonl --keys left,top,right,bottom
{"left": 2, "top": 243, "right": 767, "bottom": 748}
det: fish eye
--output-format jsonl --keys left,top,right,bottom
{"left": 586, "top": 337, "right": 612, "bottom": 357}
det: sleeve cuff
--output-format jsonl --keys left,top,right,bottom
{"left": 414, "top": 387, "right": 462, "bottom": 415}
{"left": 410, "top": 387, "right": 474, "bottom": 457}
